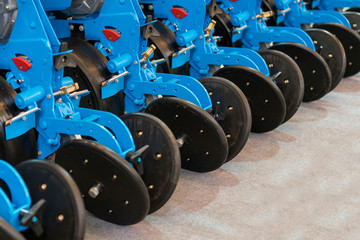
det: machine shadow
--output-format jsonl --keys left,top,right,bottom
{"left": 333, "top": 75, "right": 360, "bottom": 93}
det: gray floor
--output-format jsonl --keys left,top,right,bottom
{"left": 85, "top": 74, "right": 360, "bottom": 240}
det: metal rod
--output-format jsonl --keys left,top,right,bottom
{"left": 172, "top": 44, "right": 196, "bottom": 57}
{"left": 101, "top": 71, "right": 129, "bottom": 87}
{"left": 232, "top": 25, "right": 248, "bottom": 34}
{"left": 5, "top": 107, "right": 40, "bottom": 126}
{"left": 69, "top": 90, "right": 90, "bottom": 98}
{"left": 150, "top": 58, "right": 166, "bottom": 65}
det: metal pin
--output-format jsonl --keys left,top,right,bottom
{"left": 40, "top": 184, "right": 47, "bottom": 191}
{"left": 57, "top": 214, "right": 64, "bottom": 222}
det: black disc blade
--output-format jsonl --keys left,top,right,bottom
{"left": 213, "top": 66, "right": 286, "bottom": 133}
{"left": 55, "top": 140, "right": 150, "bottom": 225}
{"left": 259, "top": 50, "right": 304, "bottom": 122}
{"left": 269, "top": 42, "right": 332, "bottom": 102}
{"left": 304, "top": 28, "right": 346, "bottom": 91}
{"left": 213, "top": 10, "right": 236, "bottom": 47}
{"left": 0, "top": 77, "right": 37, "bottom": 165}
{"left": 16, "top": 160, "right": 85, "bottom": 240}
{"left": 65, "top": 39, "right": 124, "bottom": 116}
{"left": 0, "top": 218, "right": 25, "bottom": 240}
{"left": 315, "top": 23, "right": 360, "bottom": 77}
{"left": 198, "top": 77, "right": 251, "bottom": 161}
{"left": 343, "top": 12, "right": 360, "bottom": 34}
{"left": 120, "top": 113, "right": 180, "bottom": 214}
{"left": 145, "top": 97, "right": 228, "bottom": 172}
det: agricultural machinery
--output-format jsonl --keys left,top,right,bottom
{"left": 212, "top": 0, "right": 345, "bottom": 102}
{"left": 262, "top": 0, "right": 360, "bottom": 78}
{"left": 43, "top": 0, "right": 253, "bottom": 164}
{"left": 303, "top": 0, "right": 360, "bottom": 33}
{"left": 139, "top": 0, "right": 294, "bottom": 133}
{"left": 0, "top": 0, "right": 188, "bottom": 226}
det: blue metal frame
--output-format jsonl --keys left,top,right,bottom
{"left": 272, "top": 0, "right": 351, "bottom": 28}
{"left": 216, "top": 0, "right": 316, "bottom": 51}
{"left": 0, "top": 160, "right": 31, "bottom": 232}
{"left": 310, "top": 0, "right": 360, "bottom": 10}
{"left": 44, "top": 0, "right": 213, "bottom": 112}
{"left": 139, "top": 0, "right": 270, "bottom": 78}
{"left": 0, "top": 0, "right": 135, "bottom": 160}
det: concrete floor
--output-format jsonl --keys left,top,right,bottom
{"left": 85, "top": 74, "right": 360, "bottom": 240}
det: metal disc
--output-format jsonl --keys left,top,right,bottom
{"left": 213, "top": 9, "right": 236, "bottom": 47}
{"left": 120, "top": 113, "right": 180, "bottom": 214}
{"left": 65, "top": 39, "right": 124, "bottom": 116}
{"left": 269, "top": 42, "right": 332, "bottom": 102}
{"left": 0, "top": 218, "right": 25, "bottom": 240}
{"left": 259, "top": 50, "right": 305, "bottom": 122}
{"left": 55, "top": 140, "right": 150, "bottom": 225}
{"left": 145, "top": 97, "right": 228, "bottom": 172}
{"left": 213, "top": 66, "right": 286, "bottom": 133}
{"left": 304, "top": 28, "right": 346, "bottom": 91}
{"left": 343, "top": 12, "right": 360, "bottom": 33}
{"left": 198, "top": 77, "right": 251, "bottom": 161}
{"left": 16, "top": 160, "right": 85, "bottom": 240}
{"left": 0, "top": 77, "right": 37, "bottom": 165}
{"left": 347, "top": 7, "right": 360, "bottom": 13}
{"left": 315, "top": 23, "right": 360, "bottom": 77}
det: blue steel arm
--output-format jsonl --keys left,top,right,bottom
{"left": 273, "top": 0, "right": 351, "bottom": 27}
{"left": 0, "top": 160, "right": 31, "bottom": 232}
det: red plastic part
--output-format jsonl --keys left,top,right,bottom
{"left": 171, "top": 8, "right": 188, "bottom": 19}
{"left": 12, "top": 57, "right": 32, "bottom": 72}
{"left": 229, "top": 0, "right": 238, "bottom": 2}
{"left": 102, "top": 29, "right": 121, "bottom": 42}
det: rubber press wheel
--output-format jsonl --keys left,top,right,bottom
{"left": 304, "top": 28, "right": 346, "bottom": 91}
{"left": 343, "top": 12, "right": 360, "bottom": 33}
{"left": 0, "top": 77, "right": 37, "bottom": 166}
{"left": 16, "top": 160, "right": 85, "bottom": 240}
{"left": 65, "top": 39, "right": 181, "bottom": 214}
{"left": 259, "top": 50, "right": 304, "bottom": 122}
{"left": 0, "top": 218, "right": 25, "bottom": 240}
{"left": 55, "top": 140, "right": 150, "bottom": 225}
{"left": 198, "top": 77, "right": 251, "bottom": 161}
{"left": 120, "top": 113, "right": 181, "bottom": 214}
{"left": 315, "top": 23, "right": 360, "bottom": 77}
{"left": 213, "top": 66, "right": 286, "bottom": 133}
{"left": 146, "top": 97, "right": 228, "bottom": 172}
{"left": 269, "top": 42, "right": 332, "bottom": 101}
